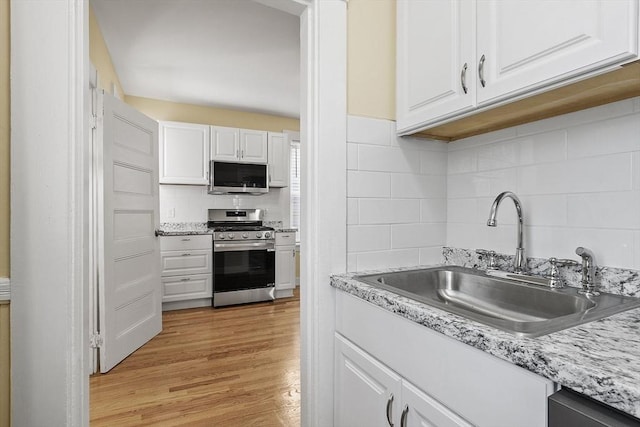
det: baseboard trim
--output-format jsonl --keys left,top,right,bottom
{"left": 0, "top": 278, "right": 10, "bottom": 301}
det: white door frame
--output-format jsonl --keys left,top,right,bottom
{"left": 10, "top": 0, "right": 346, "bottom": 425}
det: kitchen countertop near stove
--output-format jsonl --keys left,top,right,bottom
{"left": 331, "top": 266, "right": 640, "bottom": 419}
{"left": 275, "top": 228, "right": 297, "bottom": 233}
{"left": 158, "top": 222, "right": 212, "bottom": 236}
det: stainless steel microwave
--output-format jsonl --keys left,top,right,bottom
{"left": 208, "top": 160, "right": 269, "bottom": 195}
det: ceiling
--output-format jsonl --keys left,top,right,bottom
{"left": 91, "top": 0, "right": 301, "bottom": 118}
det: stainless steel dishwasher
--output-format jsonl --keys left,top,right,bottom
{"left": 549, "top": 389, "right": 640, "bottom": 427}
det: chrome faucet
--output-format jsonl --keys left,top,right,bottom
{"left": 575, "top": 246, "right": 599, "bottom": 296}
{"left": 487, "top": 191, "right": 526, "bottom": 273}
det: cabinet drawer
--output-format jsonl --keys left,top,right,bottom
{"left": 161, "top": 249, "right": 212, "bottom": 276}
{"left": 275, "top": 232, "right": 296, "bottom": 246}
{"left": 162, "top": 273, "right": 212, "bottom": 302}
{"left": 161, "top": 235, "right": 212, "bottom": 251}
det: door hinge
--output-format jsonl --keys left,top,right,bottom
{"left": 90, "top": 333, "right": 103, "bottom": 349}
{"left": 89, "top": 114, "right": 98, "bottom": 130}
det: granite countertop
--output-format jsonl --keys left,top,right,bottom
{"left": 331, "top": 266, "right": 640, "bottom": 418}
{"left": 157, "top": 222, "right": 212, "bottom": 236}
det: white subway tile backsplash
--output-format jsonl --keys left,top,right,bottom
{"left": 392, "top": 223, "right": 446, "bottom": 249}
{"left": 347, "top": 199, "right": 359, "bottom": 225}
{"left": 347, "top": 115, "right": 393, "bottom": 146}
{"left": 347, "top": 143, "right": 358, "bottom": 170}
{"left": 521, "top": 194, "right": 568, "bottom": 227}
{"left": 420, "top": 198, "right": 447, "bottom": 223}
{"left": 634, "top": 232, "right": 640, "bottom": 270}
{"left": 567, "top": 114, "right": 640, "bottom": 159}
{"left": 633, "top": 152, "right": 640, "bottom": 191}
{"left": 347, "top": 254, "right": 357, "bottom": 272}
{"left": 347, "top": 171, "right": 391, "bottom": 198}
{"left": 358, "top": 145, "right": 421, "bottom": 173}
{"left": 448, "top": 127, "right": 517, "bottom": 151}
{"left": 517, "top": 154, "right": 633, "bottom": 195}
{"left": 393, "top": 135, "right": 448, "bottom": 152}
{"left": 358, "top": 199, "right": 421, "bottom": 224}
{"left": 567, "top": 192, "right": 640, "bottom": 229}
{"left": 420, "top": 150, "right": 448, "bottom": 175}
{"left": 447, "top": 148, "right": 478, "bottom": 174}
{"left": 355, "top": 249, "right": 420, "bottom": 271}
{"left": 391, "top": 174, "right": 446, "bottom": 199}
{"left": 347, "top": 225, "right": 391, "bottom": 253}
{"left": 447, "top": 198, "right": 478, "bottom": 224}
{"left": 516, "top": 130, "right": 567, "bottom": 166}
{"left": 420, "top": 247, "right": 444, "bottom": 264}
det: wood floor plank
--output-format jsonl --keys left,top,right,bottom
{"left": 91, "top": 289, "right": 301, "bottom": 426}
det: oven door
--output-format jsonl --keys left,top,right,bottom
{"left": 213, "top": 241, "right": 275, "bottom": 293}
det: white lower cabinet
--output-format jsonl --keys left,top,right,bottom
{"left": 275, "top": 232, "right": 296, "bottom": 298}
{"left": 160, "top": 235, "right": 212, "bottom": 310}
{"left": 335, "top": 291, "right": 557, "bottom": 427}
{"left": 336, "top": 334, "right": 471, "bottom": 427}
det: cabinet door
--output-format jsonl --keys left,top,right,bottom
{"left": 275, "top": 245, "right": 295, "bottom": 291}
{"left": 239, "top": 129, "right": 268, "bottom": 163}
{"left": 401, "top": 381, "right": 472, "bottom": 427}
{"left": 211, "top": 126, "right": 240, "bottom": 161}
{"left": 335, "top": 334, "right": 402, "bottom": 427}
{"left": 396, "top": 0, "right": 475, "bottom": 134}
{"left": 267, "top": 132, "right": 289, "bottom": 187}
{"left": 159, "top": 121, "right": 210, "bottom": 185}
{"left": 476, "top": 0, "right": 639, "bottom": 105}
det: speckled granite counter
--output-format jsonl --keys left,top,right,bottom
{"left": 158, "top": 222, "right": 212, "bottom": 236}
{"left": 331, "top": 266, "right": 640, "bottom": 418}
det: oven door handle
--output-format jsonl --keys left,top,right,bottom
{"left": 214, "top": 242, "right": 275, "bottom": 252}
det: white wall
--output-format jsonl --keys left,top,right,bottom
{"left": 160, "top": 185, "right": 291, "bottom": 226}
{"left": 447, "top": 97, "right": 640, "bottom": 270}
{"left": 346, "top": 115, "right": 448, "bottom": 271}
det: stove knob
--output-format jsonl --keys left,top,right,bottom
{"left": 264, "top": 231, "right": 272, "bottom": 239}
{"left": 227, "top": 233, "right": 235, "bottom": 240}
{"left": 242, "top": 233, "right": 248, "bottom": 239}
{"left": 218, "top": 234, "right": 225, "bottom": 240}
{"left": 256, "top": 232, "right": 262, "bottom": 238}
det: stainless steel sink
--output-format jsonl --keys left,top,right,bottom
{"left": 355, "top": 266, "right": 640, "bottom": 337}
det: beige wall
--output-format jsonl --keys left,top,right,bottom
{"left": 347, "top": 0, "right": 396, "bottom": 120}
{"left": 89, "top": 5, "right": 125, "bottom": 98}
{"left": 126, "top": 96, "right": 300, "bottom": 132}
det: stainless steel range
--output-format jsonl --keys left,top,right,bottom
{"left": 208, "top": 209, "right": 275, "bottom": 307}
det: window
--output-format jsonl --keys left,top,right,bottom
{"left": 290, "top": 141, "right": 301, "bottom": 242}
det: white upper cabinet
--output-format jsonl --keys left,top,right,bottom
{"left": 396, "top": 0, "right": 475, "bottom": 133}
{"left": 211, "top": 126, "right": 240, "bottom": 162}
{"left": 267, "top": 132, "right": 289, "bottom": 187}
{"left": 239, "top": 129, "right": 268, "bottom": 163}
{"left": 159, "top": 121, "right": 210, "bottom": 185}
{"left": 476, "top": 0, "right": 639, "bottom": 105}
{"left": 211, "top": 126, "right": 268, "bottom": 164}
{"left": 396, "top": 0, "right": 640, "bottom": 135}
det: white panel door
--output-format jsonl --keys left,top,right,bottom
{"left": 476, "top": 0, "right": 639, "bottom": 104}
{"left": 159, "top": 121, "right": 209, "bottom": 185}
{"left": 240, "top": 129, "right": 268, "bottom": 163}
{"left": 211, "top": 126, "right": 240, "bottom": 161}
{"left": 396, "top": 0, "right": 475, "bottom": 133}
{"left": 335, "top": 334, "right": 402, "bottom": 427}
{"left": 98, "top": 92, "right": 162, "bottom": 373}
{"left": 268, "top": 132, "right": 289, "bottom": 187}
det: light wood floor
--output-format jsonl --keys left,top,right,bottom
{"left": 90, "top": 289, "right": 300, "bottom": 426}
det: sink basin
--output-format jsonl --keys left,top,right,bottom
{"left": 355, "top": 266, "right": 640, "bottom": 337}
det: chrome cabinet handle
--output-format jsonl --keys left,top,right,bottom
{"left": 400, "top": 405, "right": 409, "bottom": 427}
{"left": 460, "top": 62, "right": 468, "bottom": 94}
{"left": 180, "top": 277, "right": 191, "bottom": 282}
{"left": 155, "top": 229, "right": 160, "bottom": 237}
{"left": 181, "top": 253, "right": 191, "bottom": 256}
{"left": 293, "top": 249, "right": 296, "bottom": 257}
{"left": 478, "top": 54, "right": 486, "bottom": 87}
{"left": 241, "top": 149, "right": 244, "bottom": 159}
{"left": 386, "top": 393, "right": 394, "bottom": 427}
{"left": 181, "top": 238, "right": 191, "bottom": 241}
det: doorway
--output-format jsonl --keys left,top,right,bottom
{"left": 10, "top": 1, "right": 346, "bottom": 425}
